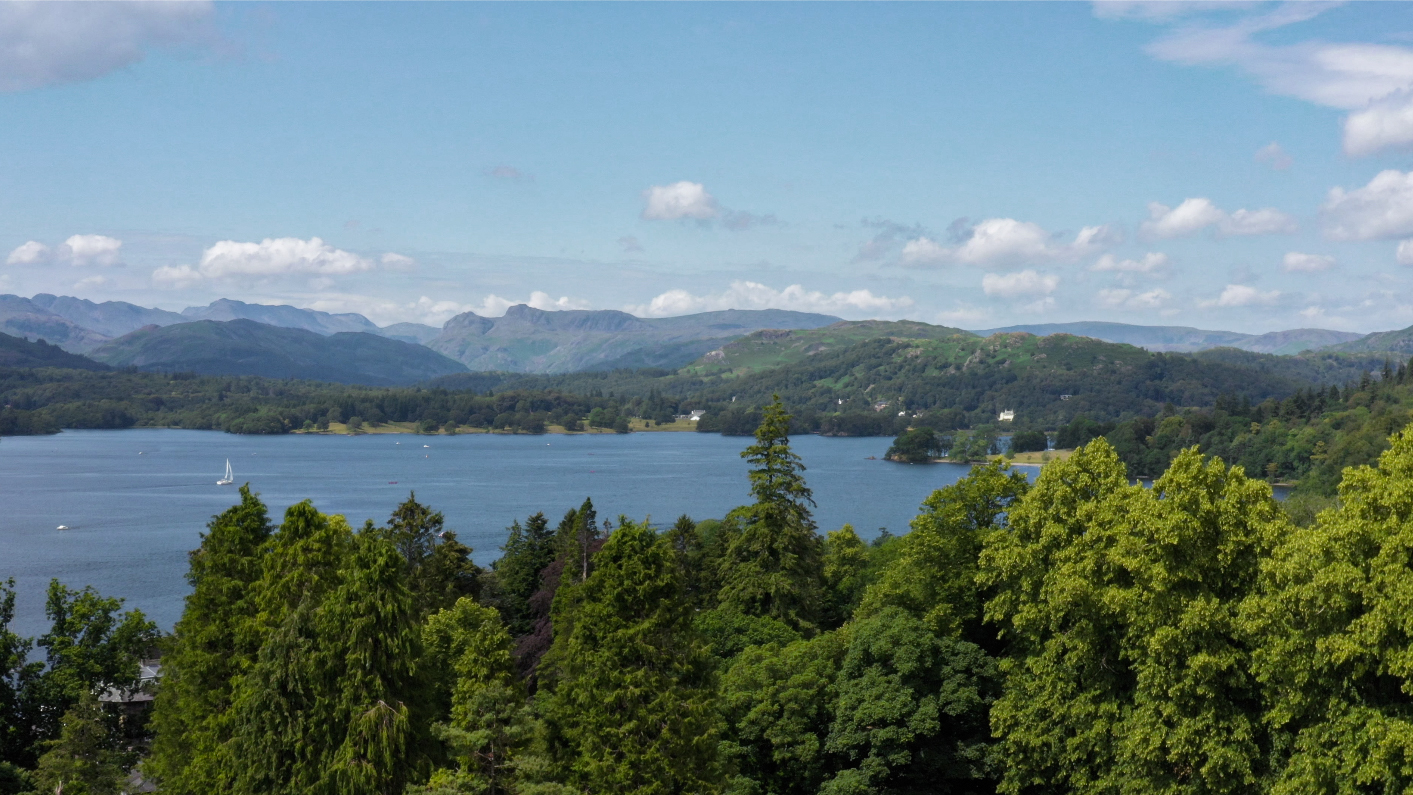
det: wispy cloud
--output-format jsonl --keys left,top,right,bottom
{"left": 1140, "top": 198, "right": 1295, "bottom": 240}
{"left": 628, "top": 281, "right": 912, "bottom": 319}
{"left": 900, "top": 218, "right": 1116, "bottom": 269}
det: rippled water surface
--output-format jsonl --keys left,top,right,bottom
{"left": 0, "top": 429, "right": 997, "bottom": 635}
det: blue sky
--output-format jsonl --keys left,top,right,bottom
{"left": 4, "top": 1, "right": 1413, "bottom": 333}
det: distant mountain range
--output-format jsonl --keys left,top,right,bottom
{"left": 9, "top": 291, "right": 1413, "bottom": 387}
{"left": 87, "top": 319, "right": 467, "bottom": 386}
{"left": 973, "top": 322, "right": 1365, "bottom": 355}
{"left": 425, "top": 305, "right": 842, "bottom": 373}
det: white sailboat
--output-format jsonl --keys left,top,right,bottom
{"left": 217, "top": 459, "right": 234, "bottom": 486}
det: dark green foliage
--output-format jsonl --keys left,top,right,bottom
{"left": 32, "top": 582, "right": 158, "bottom": 750}
{"left": 32, "top": 692, "right": 124, "bottom": 795}
{"left": 88, "top": 319, "right": 468, "bottom": 386}
{"left": 147, "top": 485, "right": 272, "bottom": 794}
{"left": 820, "top": 527, "right": 870, "bottom": 630}
{"left": 0, "top": 580, "right": 40, "bottom": 772}
{"left": 0, "top": 332, "right": 107, "bottom": 370}
{"left": 540, "top": 519, "right": 721, "bottom": 794}
{"left": 695, "top": 608, "right": 802, "bottom": 661}
{"left": 718, "top": 397, "right": 825, "bottom": 632}
{"left": 376, "top": 493, "right": 482, "bottom": 619}
{"left": 823, "top": 608, "right": 999, "bottom": 794}
{"left": 1008, "top": 428, "right": 1047, "bottom": 453}
{"left": 720, "top": 633, "right": 846, "bottom": 795}
{"left": 885, "top": 428, "right": 943, "bottom": 463}
{"left": 490, "top": 513, "right": 556, "bottom": 636}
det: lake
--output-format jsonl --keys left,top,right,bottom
{"left": 0, "top": 429, "right": 994, "bottom": 637}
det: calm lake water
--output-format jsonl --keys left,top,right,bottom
{"left": 0, "top": 429, "right": 995, "bottom": 637}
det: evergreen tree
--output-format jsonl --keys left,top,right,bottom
{"left": 491, "top": 513, "right": 556, "bottom": 636}
{"left": 540, "top": 519, "right": 721, "bottom": 794}
{"left": 718, "top": 396, "right": 824, "bottom": 632}
{"left": 377, "top": 493, "right": 481, "bottom": 619}
{"left": 554, "top": 500, "right": 599, "bottom": 584}
{"left": 32, "top": 693, "right": 123, "bottom": 795}
{"left": 419, "top": 599, "right": 530, "bottom": 794}
{"left": 148, "top": 485, "right": 272, "bottom": 794}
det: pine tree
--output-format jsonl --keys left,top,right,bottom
{"left": 491, "top": 513, "right": 555, "bottom": 636}
{"left": 148, "top": 486, "right": 272, "bottom": 794}
{"left": 718, "top": 395, "right": 824, "bottom": 631}
{"left": 540, "top": 519, "right": 721, "bottom": 794}
{"left": 32, "top": 693, "right": 123, "bottom": 795}
{"left": 377, "top": 493, "right": 481, "bottom": 619}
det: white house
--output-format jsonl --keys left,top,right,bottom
{"left": 689, "top": 410, "right": 706, "bottom": 421}
{"left": 998, "top": 410, "right": 1015, "bottom": 422}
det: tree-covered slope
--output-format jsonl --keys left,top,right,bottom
{"left": 974, "top": 321, "right": 1362, "bottom": 354}
{"left": 1327, "top": 323, "right": 1413, "bottom": 354}
{"left": 681, "top": 319, "right": 975, "bottom": 376}
{"left": 88, "top": 319, "right": 467, "bottom": 386}
{"left": 0, "top": 332, "right": 108, "bottom": 370}
{"left": 688, "top": 333, "right": 1387, "bottom": 428}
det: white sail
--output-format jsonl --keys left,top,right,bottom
{"left": 217, "top": 459, "right": 234, "bottom": 485}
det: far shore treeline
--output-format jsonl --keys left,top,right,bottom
{"left": 11, "top": 397, "right": 1413, "bottom": 792}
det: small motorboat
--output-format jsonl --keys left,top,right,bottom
{"left": 56, "top": 525, "right": 69, "bottom": 531}
{"left": 423, "top": 445, "right": 430, "bottom": 448}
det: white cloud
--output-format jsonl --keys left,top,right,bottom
{"left": 1223, "top": 207, "right": 1297, "bottom": 236}
{"left": 0, "top": 1, "right": 215, "bottom": 93}
{"left": 1140, "top": 199, "right": 1226, "bottom": 239}
{"left": 1322, "top": 170, "right": 1413, "bottom": 241}
{"left": 1398, "top": 240, "right": 1413, "bottom": 266}
{"left": 477, "top": 291, "right": 592, "bottom": 316}
{"left": 1090, "top": 252, "right": 1168, "bottom": 274}
{"left": 1097, "top": 287, "right": 1173, "bottom": 310}
{"left": 73, "top": 275, "right": 108, "bottom": 290}
{"left": 1254, "top": 142, "right": 1292, "bottom": 170}
{"left": 1199, "top": 284, "right": 1281, "bottom": 308}
{"left": 380, "top": 252, "right": 415, "bottom": 271}
{"left": 151, "top": 264, "right": 202, "bottom": 288}
{"left": 1020, "top": 297, "right": 1056, "bottom": 314}
{"left": 641, "top": 181, "right": 719, "bottom": 221}
{"left": 6, "top": 241, "right": 50, "bottom": 265}
{"left": 1140, "top": 5, "right": 1413, "bottom": 157}
{"left": 198, "top": 237, "right": 373, "bottom": 278}
{"left": 901, "top": 219, "right": 1115, "bottom": 269}
{"left": 1140, "top": 198, "right": 1294, "bottom": 239}
{"left": 628, "top": 281, "right": 913, "bottom": 319}
{"left": 936, "top": 303, "right": 990, "bottom": 327}
{"left": 62, "top": 234, "right": 123, "bottom": 266}
{"left": 981, "top": 270, "right": 1059, "bottom": 298}
{"left": 1282, "top": 252, "right": 1336, "bottom": 273}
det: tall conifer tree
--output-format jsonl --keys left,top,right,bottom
{"left": 718, "top": 395, "right": 824, "bottom": 631}
{"left": 541, "top": 519, "right": 721, "bottom": 794}
{"left": 148, "top": 485, "right": 272, "bottom": 794}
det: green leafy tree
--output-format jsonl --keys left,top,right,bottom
{"left": 719, "top": 632, "right": 846, "bottom": 795}
{"left": 886, "top": 428, "right": 943, "bottom": 463}
{"left": 148, "top": 485, "right": 272, "bottom": 794}
{"left": 980, "top": 441, "right": 1278, "bottom": 795}
{"left": 1244, "top": 426, "right": 1413, "bottom": 792}
{"left": 32, "top": 582, "right": 158, "bottom": 747}
{"left": 718, "top": 396, "right": 824, "bottom": 632}
{"left": 823, "top": 608, "right": 999, "bottom": 794}
{"left": 821, "top": 526, "right": 870, "bottom": 630}
{"left": 0, "top": 579, "right": 41, "bottom": 773}
{"left": 858, "top": 461, "right": 1028, "bottom": 643}
{"left": 32, "top": 693, "right": 123, "bottom": 795}
{"left": 540, "top": 519, "right": 721, "bottom": 794}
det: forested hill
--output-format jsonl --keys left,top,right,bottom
{"left": 0, "top": 332, "right": 107, "bottom": 370}
{"left": 89, "top": 319, "right": 468, "bottom": 386}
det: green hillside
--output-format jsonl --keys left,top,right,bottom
{"left": 1327, "top": 323, "right": 1413, "bottom": 354}
{"left": 0, "top": 332, "right": 108, "bottom": 370}
{"left": 89, "top": 319, "right": 467, "bottom": 386}
{"left": 681, "top": 319, "right": 975, "bottom": 376}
